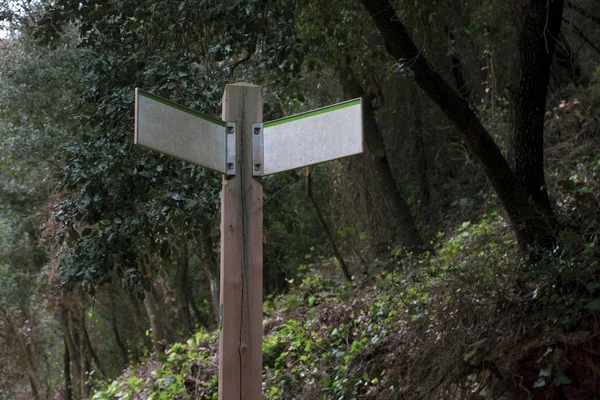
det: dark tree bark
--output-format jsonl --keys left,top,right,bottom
{"left": 512, "top": 0, "right": 564, "bottom": 227}
{"left": 63, "top": 336, "right": 72, "bottom": 400}
{"left": 59, "top": 308, "right": 81, "bottom": 395}
{"left": 412, "top": 86, "right": 431, "bottom": 212}
{"left": 77, "top": 319, "right": 87, "bottom": 398}
{"left": 566, "top": 0, "right": 600, "bottom": 26}
{"left": 126, "top": 290, "right": 152, "bottom": 355}
{"left": 194, "top": 219, "right": 220, "bottom": 321}
{"left": 338, "top": 57, "right": 425, "bottom": 252}
{"left": 109, "top": 286, "right": 128, "bottom": 364}
{"left": 447, "top": 30, "right": 471, "bottom": 100}
{"left": 359, "top": 0, "right": 557, "bottom": 250}
{"left": 566, "top": 22, "right": 600, "bottom": 55}
{"left": 263, "top": 241, "right": 289, "bottom": 294}
{"left": 138, "top": 258, "right": 168, "bottom": 352}
{"left": 187, "top": 285, "right": 211, "bottom": 329}
{"left": 143, "top": 287, "right": 166, "bottom": 352}
{"left": 306, "top": 168, "right": 352, "bottom": 281}
{"left": 139, "top": 258, "right": 176, "bottom": 350}
{"left": 177, "top": 241, "right": 193, "bottom": 336}
{"left": 0, "top": 307, "right": 43, "bottom": 399}
{"left": 203, "top": 259, "right": 220, "bottom": 322}
{"left": 549, "top": 32, "right": 588, "bottom": 90}
{"left": 151, "top": 283, "right": 178, "bottom": 341}
{"left": 80, "top": 311, "right": 106, "bottom": 378}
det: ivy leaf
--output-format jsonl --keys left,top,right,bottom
{"left": 553, "top": 369, "right": 572, "bottom": 387}
{"left": 584, "top": 299, "right": 600, "bottom": 310}
{"left": 533, "top": 378, "right": 546, "bottom": 388}
{"left": 586, "top": 282, "right": 600, "bottom": 291}
{"left": 539, "top": 364, "right": 553, "bottom": 377}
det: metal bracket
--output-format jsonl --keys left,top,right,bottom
{"left": 252, "top": 123, "right": 264, "bottom": 176}
{"left": 225, "top": 122, "right": 236, "bottom": 176}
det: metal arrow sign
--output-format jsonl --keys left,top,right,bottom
{"left": 134, "top": 88, "right": 236, "bottom": 174}
{"left": 252, "top": 98, "right": 363, "bottom": 176}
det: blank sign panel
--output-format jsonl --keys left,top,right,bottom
{"left": 134, "top": 89, "right": 227, "bottom": 174}
{"left": 261, "top": 98, "right": 363, "bottom": 175}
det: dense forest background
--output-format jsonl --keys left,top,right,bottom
{"left": 1, "top": 0, "right": 599, "bottom": 399}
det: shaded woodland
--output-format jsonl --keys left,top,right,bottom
{"left": 0, "top": 0, "right": 599, "bottom": 398}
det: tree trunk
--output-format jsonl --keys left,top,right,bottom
{"left": 59, "top": 307, "right": 81, "bottom": 397}
{"left": 109, "top": 286, "right": 128, "bottom": 364}
{"left": 306, "top": 167, "right": 352, "bottom": 281}
{"left": 127, "top": 289, "right": 151, "bottom": 355}
{"left": 22, "top": 336, "right": 43, "bottom": 399}
{"left": 143, "top": 286, "right": 168, "bottom": 352}
{"left": 64, "top": 336, "right": 73, "bottom": 400}
{"left": 549, "top": 32, "right": 587, "bottom": 89}
{"left": 195, "top": 220, "right": 220, "bottom": 321}
{"left": 151, "top": 283, "right": 178, "bottom": 340}
{"left": 81, "top": 311, "right": 106, "bottom": 378}
{"left": 447, "top": 30, "right": 471, "bottom": 100}
{"left": 566, "top": 0, "right": 600, "bottom": 26}
{"left": 412, "top": 85, "right": 431, "bottom": 213}
{"left": 566, "top": 21, "right": 600, "bottom": 56}
{"left": 338, "top": 57, "right": 425, "bottom": 252}
{"left": 78, "top": 310, "right": 88, "bottom": 398}
{"left": 188, "top": 284, "right": 211, "bottom": 329}
{"left": 0, "top": 308, "right": 44, "bottom": 399}
{"left": 144, "top": 286, "right": 173, "bottom": 352}
{"left": 512, "top": 0, "right": 564, "bottom": 228}
{"left": 177, "top": 241, "right": 193, "bottom": 336}
{"left": 360, "top": 0, "right": 557, "bottom": 250}
{"left": 204, "top": 262, "right": 220, "bottom": 322}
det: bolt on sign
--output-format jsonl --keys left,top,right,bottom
{"left": 134, "top": 83, "right": 363, "bottom": 399}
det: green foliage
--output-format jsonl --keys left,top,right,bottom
{"left": 94, "top": 266, "right": 414, "bottom": 399}
{"left": 0, "top": 21, "right": 88, "bottom": 397}
{"left": 79, "top": 197, "right": 600, "bottom": 399}
{"left": 93, "top": 331, "right": 219, "bottom": 400}
{"left": 32, "top": 0, "right": 337, "bottom": 298}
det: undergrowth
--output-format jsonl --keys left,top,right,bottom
{"left": 93, "top": 80, "right": 600, "bottom": 398}
{"left": 88, "top": 56, "right": 600, "bottom": 400}
{"left": 91, "top": 185, "right": 600, "bottom": 399}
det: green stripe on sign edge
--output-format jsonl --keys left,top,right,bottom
{"left": 264, "top": 98, "right": 361, "bottom": 128}
{"left": 137, "top": 88, "right": 225, "bottom": 127}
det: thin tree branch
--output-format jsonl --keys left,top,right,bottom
{"left": 566, "top": 0, "right": 600, "bottom": 26}
{"left": 564, "top": 19, "right": 600, "bottom": 54}
{"left": 305, "top": 167, "right": 352, "bottom": 281}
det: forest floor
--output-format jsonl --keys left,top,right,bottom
{"left": 91, "top": 145, "right": 600, "bottom": 399}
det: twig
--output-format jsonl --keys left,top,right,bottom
{"left": 305, "top": 167, "right": 352, "bottom": 281}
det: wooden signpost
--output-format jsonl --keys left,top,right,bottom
{"left": 134, "top": 83, "right": 363, "bottom": 399}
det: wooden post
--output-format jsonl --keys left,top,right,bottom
{"left": 219, "top": 83, "right": 263, "bottom": 400}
